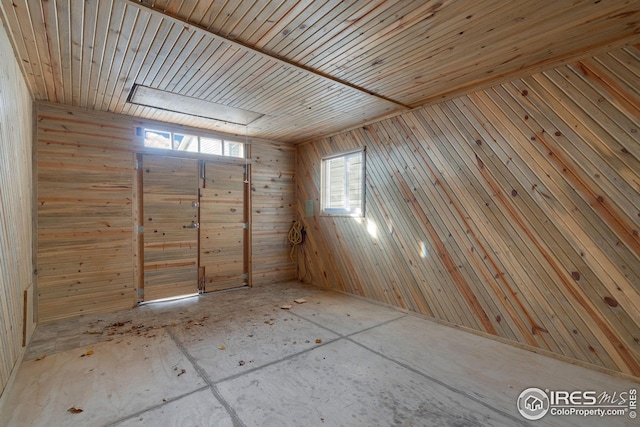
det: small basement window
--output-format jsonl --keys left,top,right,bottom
{"left": 321, "top": 149, "right": 365, "bottom": 216}
{"left": 143, "top": 129, "right": 245, "bottom": 158}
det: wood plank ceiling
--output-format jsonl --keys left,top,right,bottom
{"left": 1, "top": 0, "right": 639, "bottom": 143}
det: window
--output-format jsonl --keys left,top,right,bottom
{"left": 143, "top": 129, "right": 245, "bottom": 158}
{"left": 321, "top": 149, "right": 365, "bottom": 216}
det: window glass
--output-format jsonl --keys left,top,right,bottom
{"left": 173, "top": 134, "right": 198, "bottom": 152}
{"left": 226, "top": 141, "right": 245, "bottom": 158}
{"left": 144, "top": 130, "right": 171, "bottom": 149}
{"left": 322, "top": 150, "right": 364, "bottom": 216}
{"left": 200, "top": 137, "right": 223, "bottom": 155}
{"left": 142, "top": 128, "right": 246, "bottom": 159}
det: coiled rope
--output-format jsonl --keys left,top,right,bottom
{"left": 288, "top": 221, "right": 304, "bottom": 262}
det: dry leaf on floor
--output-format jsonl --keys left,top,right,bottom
{"left": 35, "top": 354, "right": 46, "bottom": 361}
{"left": 315, "top": 339, "right": 322, "bottom": 344}
{"left": 67, "top": 407, "right": 83, "bottom": 414}
{"left": 219, "top": 345, "right": 226, "bottom": 350}
{"left": 294, "top": 298, "right": 307, "bottom": 304}
{"left": 280, "top": 304, "right": 292, "bottom": 310}
{"left": 80, "top": 349, "right": 94, "bottom": 357}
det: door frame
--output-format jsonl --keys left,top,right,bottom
{"left": 133, "top": 151, "right": 252, "bottom": 304}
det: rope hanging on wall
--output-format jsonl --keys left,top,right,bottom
{"left": 288, "top": 221, "right": 304, "bottom": 262}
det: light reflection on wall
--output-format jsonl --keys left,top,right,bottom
{"left": 366, "top": 218, "right": 378, "bottom": 238}
{"left": 352, "top": 217, "right": 379, "bottom": 239}
{"left": 420, "top": 241, "right": 429, "bottom": 259}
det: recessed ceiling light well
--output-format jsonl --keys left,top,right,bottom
{"left": 127, "top": 84, "right": 264, "bottom": 125}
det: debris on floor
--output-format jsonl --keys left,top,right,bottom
{"left": 67, "top": 407, "right": 83, "bottom": 414}
{"left": 219, "top": 344, "right": 226, "bottom": 350}
{"left": 80, "top": 349, "right": 94, "bottom": 357}
{"left": 280, "top": 304, "right": 293, "bottom": 310}
{"left": 315, "top": 339, "right": 322, "bottom": 344}
{"left": 34, "top": 355, "right": 46, "bottom": 361}
{"left": 294, "top": 298, "right": 307, "bottom": 304}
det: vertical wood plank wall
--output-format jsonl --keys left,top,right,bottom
{"left": 0, "top": 21, "right": 34, "bottom": 398}
{"left": 35, "top": 102, "right": 295, "bottom": 322}
{"left": 297, "top": 45, "right": 640, "bottom": 376}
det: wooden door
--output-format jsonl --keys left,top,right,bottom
{"left": 142, "top": 155, "right": 199, "bottom": 301}
{"left": 199, "top": 162, "right": 247, "bottom": 292}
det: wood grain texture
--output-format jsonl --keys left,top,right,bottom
{"left": 297, "top": 45, "right": 640, "bottom": 376}
{"left": 35, "top": 102, "right": 294, "bottom": 320}
{"left": 200, "top": 161, "right": 247, "bottom": 291}
{"left": 142, "top": 155, "right": 199, "bottom": 301}
{"left": 251, "top": 140, "right": 297, "bottom": 285}
{"left": 0, "top": 20, "right": 34, "bottom": 398}
{"left": 36, "top": 104, "right": 137, "bottom": 321}
{"left": 2, "top": 0, "right": 639, "bottom": 142}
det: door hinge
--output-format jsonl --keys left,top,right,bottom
{"left": 136, "top": 288, "right": 144, "bottom": 303}
{"left": 135, "top": 158, "right": 141, "bottom": 170}
{"left": 137, "top": 225, "right": 144, "bottom": 233}
{"left": 242, "top": 222, "right": 249, "bottom": 229}
{"left": 243, "top": 273, "right": 249, "bottom": 280}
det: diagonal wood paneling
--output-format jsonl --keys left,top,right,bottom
{"left": 2, "top": 0, "right": 639, "bottom": 143}
{"left": 297, "top": 45, "right": 640, "bottom": 376}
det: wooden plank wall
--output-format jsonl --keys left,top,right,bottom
{"left": 36, "top": 104, "right": 137, "bottom": 322}
{"left": 296, "top": 45, "right": 640, "bottom": 376}
{"left": 35, "top": 102, "right": 295, "bottom": 321}
{"left": 251, "top": 141, "right": 297, "bottom": 285}
{"left": 0, "top": 20, "right": 34, "bottom": 398}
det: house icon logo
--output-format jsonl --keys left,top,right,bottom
{"left": 525, "top": 395, "right": 544, "bottom": 411}
{"left": 517, "top": 388, "right": 550, "bottom": 420}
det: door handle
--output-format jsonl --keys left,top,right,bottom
{"left": 183, "top": 222, "right": 199, "bottom": 229}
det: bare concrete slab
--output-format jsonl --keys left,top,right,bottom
{"left": 0, "top": 329, "right": 206, "bottom": 426}
{"left": 216, "top": 338, "right": 519, "bottom": 426}
{"left": 168, "top": 304, "right": 339, "bottom": 383}
{"left": 285, "top": 291, "right": 407, "bottom": 335}
{"left": 1, "top": 281, "right": 637, "bottom": 427}
{"left": 112, "top": 389, "right": 232, "bottom": 427}
{"left": 350, "top": 315, "right": 639, "bottom": 426}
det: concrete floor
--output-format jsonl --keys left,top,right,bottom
{"left": 0, "top": 281, "right": 637, "bottom": 427}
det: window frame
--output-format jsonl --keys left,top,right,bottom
{"left": 142, "top": 128, "right": 246, "bottom": 159}
{"left": 320, "top": 147, "right": 366, "bottom": 217}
